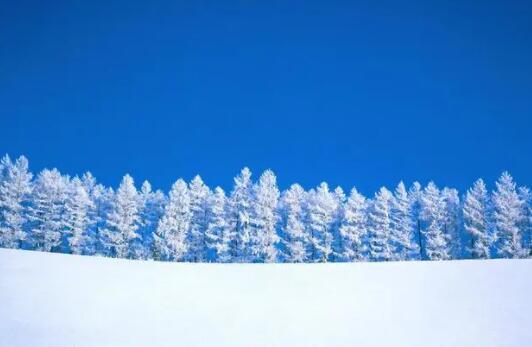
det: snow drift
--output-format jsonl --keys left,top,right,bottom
{"left": 0, "top": 248, "right": 530, "bottom": 347}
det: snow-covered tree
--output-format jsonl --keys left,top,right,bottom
{"left": 338, "top": 188, "right": 368, "bottom": 261}
{"left": 0, "top": 155, "right": 32, "bottom": 248}
{"left": 306, "top": 182, "right": 337, "bottom": 262}
{"left": 153, "top": 179, "right": 191, "bottom": 261}
{"left": 228, "top": 168, "right": 254, "bottom": 262}
{"left": 463, "top": 179, "right": 491, "bottom": 259}
{"left": 420, "top": 182, "right": 450, "bottom": 260}
{"left": 101, "top": 174, "right": 140, "bottom": 258}
{"left": 518, "top": 187, "right": 531, "bottom": 258}
{"left": 27, "top": 169, "right": 69, "bottom": 252}
{"left": 408, "top": 182, "right": 424, "bottom": 259}
{"left": 132, "top": 181, "right": 165, "bottom": 260}
{"left": 442, "top": 187, "right": 462, "bottom": 259}
{"left": 492, "top": 172, "right": 525, "bottom": 258}
{"left": 367, "top": 187, "right": 393, "bottom": 261}
{"left": 279, "top": 184, "right": 308, "bottom": 263}
{"left": 390, "top": 182, "right": 418, "bottom": 261}
{"left": 205, "top": 187, "right": 231, "bottom": 262}
{"left": 186, "top": 175, "right": 211, "bottom": 262}
{"left": 331, "top": 186, "right": 346, "bottom": 261}
{"left": 64, "top": 177, "right": 93, "bottom": 254}
{"left": 250, "top": 170, "right": 280, "bottom": 263}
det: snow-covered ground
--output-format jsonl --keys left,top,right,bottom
{"left": 0, "top": 249, "right": 530, "bottom": 347}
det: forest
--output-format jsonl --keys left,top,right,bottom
{"left": 0, "top": 154, "right": 530, "bottom": 262}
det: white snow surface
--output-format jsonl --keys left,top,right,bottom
{"left": 1, "top": 249, "right": 530, "bottom": 347}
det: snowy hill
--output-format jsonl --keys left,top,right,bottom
{"left": 1, "top": 249, "right": 530, "bottom": 347}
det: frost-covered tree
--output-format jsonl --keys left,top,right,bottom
{"left": 420, "top": 182, "right": 450, "bottom": 260}
{"left": 186, "top": 176, "right": 211, "bottom": 262}
{"left": 250, "top": 170, "right": 280, "bottom": 263}
{"left": 338, "top": 188, "right": 368, "bottom": 261}
{"left": 390, "top": 182, "right": 418, "bottom": 261}
{"left": 492, "top": 172, "right": 525, "bottom": 258}
{"left": 367, "top": 187, "right": 393, "bottom": 261}
{"left": 101, "top": 174, "right": 140, "bottom": 258}
{"left": 463, "top": 179, "right": 491, "bottom": 259}
{"left": 205, "top": 187, "right": 231, "bottom": 262}
{"left": 279, "top": 184, "right": 308, "bottom": 263}
{"left": 442, "top": 187, "right": 462, "bottom": 259}
{"left": 132, "top": 181, "right": 165, "bottom": 260}
{"left": 153, "top": 179, "right": 191, "bottom": 261}
{"left": 331, "top": 186, "right": 346, "bottom": 261}
{"left": 408, "top": 182, "right": 424, "bottom": 259}
{"left": 0, "top": 155, "right": 32, "bottom": 248}
{"left": 64, "top": 177, "right": 93, "bottom": 254}
{"left": 27, "top": 169, "right": 69, "bottom": 252}
{"left": 228, "top": 168, "right": 254, "bottom": 262}
{"left": 306, "top": 182, "right": 338, "bottom": 262}
{"left": 518, "top": 187, "right": 531, "bottom": 257}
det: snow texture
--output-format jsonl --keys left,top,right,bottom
{"left": 0, "top": 248, "right": 530, "bottom": 347}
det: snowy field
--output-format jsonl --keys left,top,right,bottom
{"left": 1, "top": 249, "right": 531, "bottom": 347}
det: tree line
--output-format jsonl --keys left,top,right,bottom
{"left": 0, "top": 154, "right": 530, "bottom": 262}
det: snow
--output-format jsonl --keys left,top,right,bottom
{"left": 1, "top": 249, "right": 530, "bottom": 347}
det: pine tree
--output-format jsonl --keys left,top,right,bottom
{"left": 133, "top": 181, "right": 165, "bottom": 259}
{"left": 90, "top": 184, "right": 114, "bottom": 255}
{"left": 0, "top": 155, "right": 33, "bottom": 248}
{"left": 228, "top": 168, "right": 254, "bottom": 262}
{"left": 279, "top": 184, "right": 308, "bottom": 263}
{"left": 463, "top": 179, "right": 491, "bottom": 259}
{"left": 205, "top": 187, "right": 231, "bottom": 262}
{"left": 306, "top": 182, "right": 337, "bottom": 262}
{"left": 518, "top": 187, "right": 531, "bottom": 257}
{"left": 367, "top": 187, "right": 393, "bottom": 261}
{"left": 442, "top": 187, "right": 462, "bottom": 259}
{"left": 331, "top": 186, "right": 346, "bottom": 261}
{"left": 153, "top": 179, "right": 191, "bottom": 261}
{"left": 250, "top": 170, "right": 280, "bottom": 263}
{"left": 186, "top": 175, "right": 211, "bottom": 262}
{"left": 420, "top": 182, "right": 450, "bottom": 260}
{"left": 390, "top": 182, "right": 418, "bottom": 260}
{"left": 408, "top": 182, "right": 424, "bottom": 259}
{"left": 27, "top": 169, "right": 68, "bottom": 252}
{"left": 101, "top": 174, "right": 140, "bottom": 258}
{"left": 64, "top": 177, "right": 93, "bottom": 254}
{"left": 338, "top": 188, "right": 368, "bottom": 261}
{"left": 492, "top": 172, "right": 525, "bottom": 258}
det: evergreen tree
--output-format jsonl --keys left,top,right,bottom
{"left": 492, "top": 172, "right": 525, "bottom": 258}
{"left": 408, "top": 182, "right": 424, "bottom": 259}
{"left": 279, "top": 184, "right": 308, "bottom": 263}
{"left": 0, "top": 155, "right": 33, "bottom": 248}
{"left": 64, "top": 177, "right": 93, "bottom": 254}
{"left": 338, "top": 188, "right": 368, "bottom": 261}
{"left": 463, "top": 179, "right": 491, "bottom": 259}
{"left": 153, "top": 179, "right": 191, "bottom": 261}
{"left": 390, "top": 182, "right": 418, "bottom": 261}
{"left": 186, "top": 175, "right": 211, "bottom": 262}
{"left": 133, "top": 181, "right": 165, "bottom": 259}
{"left": 228, "top": 168, "right": 254, "bottom": 262}
{"left": 331, "top": 186, "right": 346, "bottom": 261}
{"left": 27, "top": 169, "right": 68, "bottom": 252}
{"left": 205, "top": 187, "right": 231, "bottom": 262}
{"left": 518, "top": 187, "right": 531, "bottom": 257}
{"left": 367, "top": 187, "right": 393, "bottom": 261}
{"left": 442, "top": 187, "right": 462, "bottom": 259}
{"left": 421, "top": 182, "right": 450, "bottom": 260}
{"left": 306, "top": 182, "right": 337, "bottom": 262}
{"left": 101, "top": 174, "right": 140, "bottom": 258}
{"left": 250, "top": 170, "right": 280, "bottom": 263}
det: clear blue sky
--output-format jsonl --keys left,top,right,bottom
{"left": 1, "top": 1, "right": 531, "bottom": 194}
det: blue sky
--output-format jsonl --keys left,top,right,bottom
{"left": 1, "top": 1, "right": 531, "bottom": 194}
